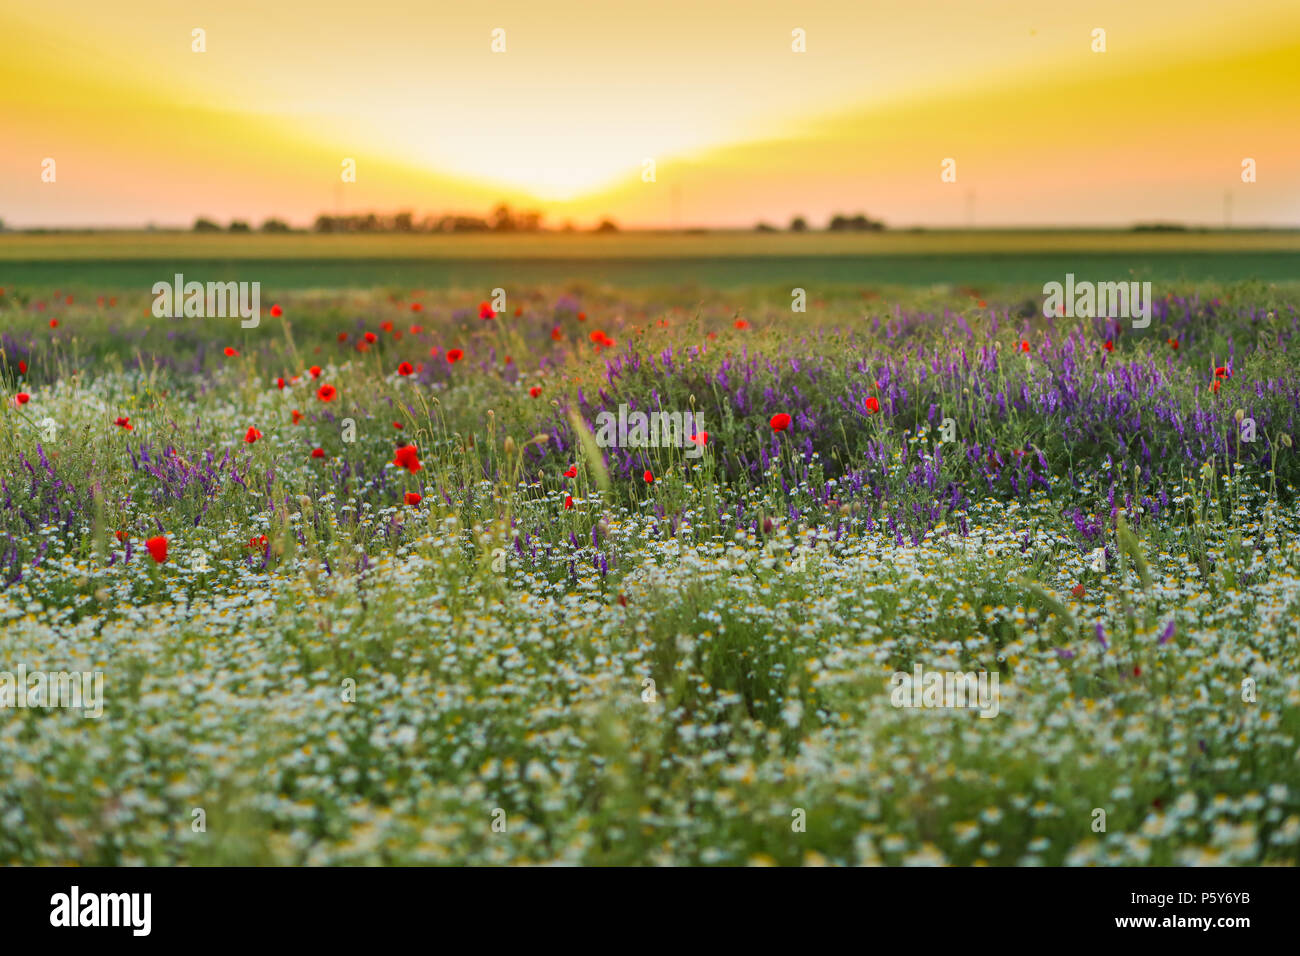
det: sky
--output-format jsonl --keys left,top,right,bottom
{"left": 2, "top": 0, "right": 1298, "bottom": 228}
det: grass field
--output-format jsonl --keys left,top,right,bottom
{"left": 3, "top": 230, "right": 1300, "bottom": 290}
{"left": 2, "top": 252, "right": 1300, "bottom": 864}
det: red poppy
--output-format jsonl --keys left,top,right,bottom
{"left": 770, "top": 413, "right": 791, "bottom": 432}
{"left": 734, "top": 319, "right": 749, "bottom": 330}
{"left": 248, "top": 535, "right": 268, "bottom": 549}
{"left": 244, "top": 426, "right": 262, "bottom": 443}
{"left": 514, "top": 306, "right": 523, "bottom": 317}
{"left": 145, "top": 535, "right": 168, "bottom": 563}
{"left": 115, "top": 530, "right": 128, "bottom": 543}
{"left": 114, "top": 416, "right": 133, "bottom": 431}
{"left": 292, "top": 409, "right": 303, "bottom": 424}
{"left": 309, "top": 365, "right": 321, "bottom": 378}
{"left": 1214, "top": 366, "right": 1229, "bottom": 379}
{"left": 1071, "top": 584, "right": 1086, "bottom": 599}
{"left": 364, "top": 331, "right": 377, "bottom": 343}
{"left": 479, "top": 301, "right": 495, "bottom": 320}
{"left": 15, "top": 392, "right": 30, "bottom": 405}
{"left": 1212, "top": 380, "right": 1221, "bottom": 394}
{"left": 577, "top": 311, "right": 587, "bottom": 322}
{"left": 224, "top": 347, "right": 239, "bottom": 357}
{"left": 317, "top": 385, "right": 337, "bottom": 402}
{"left": 644, "top": 470, "right": 654, "bottom": 484}
{"left": 1168, "top": 338, "right": 1179, "bottom": 350}
{"left": 865, "top": 396, "right": 879, "bottom": 414}
{"left": 381, "top": 321, "right": 394, "bottom": 333}
{"left": 270, "top": 304, "right": 283, "bottom": 318}
{"left": 690, "top": 432, "right": 708, "bottom": 446}
{"left": 393, "top": 444, "right": 422, "bottom": 473}
{"left": 411, "top": 303, "right": 423, "bottom": 313}
{"left": 551, "top": 327, "right": 562, "bottom": 341}
{"left": 529, "top": 386, "right": 542, "bottom": 398}
{"left": 410, "top": 324, "right": 424, "bottom": 334}
{"left": 707, "top": 332, "right": 717, "bottom": 340}
{"left": 393, "top": 422, "right": 403, "bottom": 429}
{"left": 49, "top": 319, "right": 59, "bottom": 328}
{"left": 978, "top": 299, "right": 987, "bottom": 308}
{"left": 1103, "top": 340, "right": 1113, "bottom": 353}
{"left": 397, "top": 361, "right": 414, "bottom": 376}
{"left": 18, "top": 360, "right": 27, "bottom": 375}
{"left": 311, "top": 447, "right": 324, "bottom": 458}
{"left": 276, "top": 377, "right": 286, "bottom": 389}
{"left": 446, "top": 349, "right": 463, "bottom": 364}
{"left": 1020, "top": 340, "right": 1030, "bottom": 352}
{"left": 564, "top": 495, "right": 574, "bottom": 510}
{"left": 405, "top": 492, "right": 422, "bottom": 506}
{"left": 563, "top": 465, "right": 577, "bottom": 478}
{"left": 337, "top": 332, "right": 348, "bottom": 343}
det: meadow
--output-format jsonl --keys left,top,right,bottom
{"left": 1, "top": 259, "right": 1299, "bottom": 865}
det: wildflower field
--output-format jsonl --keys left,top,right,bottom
{"left": 2, "top": 279, "right": 1299, "bottom": 866}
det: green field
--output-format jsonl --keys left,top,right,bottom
{"left": 3, "top": 230, "right": 1299, "bottom": 290}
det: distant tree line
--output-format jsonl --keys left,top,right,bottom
{"left": 760, "top": 213, "right": 887, "bottom": 232}
{"left": 192, "top": 205, "right": 619, "bottom": 234}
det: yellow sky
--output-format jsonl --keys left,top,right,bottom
{"left": 2, "top": 0, "right": 1298, "bottom": 227}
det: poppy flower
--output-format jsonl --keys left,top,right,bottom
{"left": 707, "top": 331, "right": 717, "bottom": 340}
{"left": 1212, "top": 380, "right": 1221, "bottom": 394}
{"left": 514, "top": 306, "right": 523, "bottom": 317}
{"left": 248, "top": 535, "right": 268, "bottom": 549}
{"left": 1020, "top": 340, "right": 1030, "bottom": 352}
{"left": 411, "top": 303, "right": 423, "bottom": 313}
{"left": 1168, "top": 338, "right": 1179, "bottom": 350}
{"left": 316, "top": 385, "right": 336, "bottom": 402}
{"left": 1103, "top": 340, "right": 1113, "bottom": 352}
{"left": 1071, "top": 584, "right": 1085, "bottom": 599}
{"left": 17, "top": 360, "right": 27, "bottom": 375}
{"left": 529, "top": 386, "right": 542, "bottom": 398}
{"left": 224, "top": 347, "right": 240, "bottom": 357}
{"left": 1215, "top": 366, "right": 1229, "bottom": 379}
{"left": 770, "top": 413, "right": 791, "bottom": 432}
{"left": 734, "top": 318, "right": 749, "bottom": 330}
{"left": 15, "top": 392, "right": 30, "bottom": 405}
{"left": 404, "top": 492, "right": 422, "bottom": 506}
{"left": 381, "top": 321, "right": 394, "bottom": 333}
{"left": 292, "top": 409, "right": 303, "bottom": 424}
{"left": 446, "top": 349, "right": 463, "bottom": 364}
{"left": 397, "top": 362, "right": 414, "bottom": 376}
{"left": 410, "top": 324, "right": 423, "bottom": 334}
{"left": 145, "top": 535, "right": 168, "bottom": 563}
{"left": 643, "top": 470, "right": 654, "bottom": 484}
{"left": 393, "top": 422, "right": 403, "bottom": 429}
{"left": 479, "top": 301, "right": 495, "bottom": 320}
{"left": 114, "top": 416, "right": 133, "bottom": 431}
{"left": 551, "top": 327, "right": 562, "bottom": 341}
{"left": 563, "top": 465, "right": 577, "bottom": 478}
{"left": 865, "top": 396, "right": 879, "bottom": 414}
{"left": 978, "top": 299, "right": 987, "bottom": 308}
{"left": 309, "top": 366, "right": 321, "bottom": 378}
{"left": 364, "top": 331, "right": 377, "bottom": 343}
{"left": 49, "top": 319, "right": 59, "bottom": 328}
{"left": 337, "top": 332, "right": 349, "bottom": 343}
{"left": 270, "top": 304, "right": 283, "bottom": 317}
{"left": 690, "top": 432, "right": 708, "bottom": 446}
{"left": 244, "top": 426, "right": 262, "bottom": 443}
{"left": 115, "top": 530, "right": 128, "bottom": 543}
{"left": 276, "top": 377, "right": 286, "bottom": 389}
{"left": 311, "top": 447, "right": 324, "bottom": 458}
{"left": 577, "top": 311, "right": 587, "bottom": 322}
{"left": 393, "top": 444, "right": 422, "bottom": 474}
{"left": 564, "top": 495, "right": 574, "bottom": 510}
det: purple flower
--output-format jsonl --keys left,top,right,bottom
{"left": 1158, "top": 620, "right": 1175, "bottom": 645}
{"left": 1095, "top": 622, "right": 1109, "bottom": 651}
